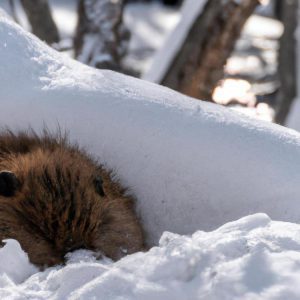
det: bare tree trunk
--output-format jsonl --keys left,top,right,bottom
{"left": 74, "top": 0, "right": 129, "bottom": 72}
{"left": 20, "top": 0, "right": 59, "bottom": 44}
{"left": 274, "top": 0, "right": 298, "bottom": 125}
{"left": 161, "top": 0, "right": 259, "bottom": 101}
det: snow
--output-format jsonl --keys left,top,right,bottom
{"left": 1, "top": 10, "right": 300, "bottom": 299}
{"left": 243, "top": 14, "right": 283, "bottom": 39}
{"left": 124, "top": 2, "right": 180, "bottom": 74}
{"left": 0, "top": 240, "right": 37, "bottom": 284}
{"left": 1, "top": 10, "right": 300, "bottom": 245}
{"left": 3, "top": 214, "right": 300, "bottom": 299}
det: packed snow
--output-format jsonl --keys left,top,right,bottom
{"left": 1, "top": 9, "right": 300, "bottom": 300}
{"left": 0, "top": 240, "right": 38, "bottom": 285}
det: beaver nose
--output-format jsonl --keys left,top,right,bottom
{"left": 0, "top": 171, "right": 20, "bottom": 197}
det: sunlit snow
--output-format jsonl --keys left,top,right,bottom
{"left": 1, "top": 9, "right": 300, "bottom": 300}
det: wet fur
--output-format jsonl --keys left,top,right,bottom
{"left": 0, "top": 130, "right": 144, "bottom": 267}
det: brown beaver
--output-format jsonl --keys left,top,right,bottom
{"left": 0, "top": 130, "right": 144, "bottom": 267}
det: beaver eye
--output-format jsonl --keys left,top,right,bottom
{"left": 0, "top": 171, "right": 20, "bottom": 197}
{"left": 94, "top": 176, "right": 105, "bottom": 197}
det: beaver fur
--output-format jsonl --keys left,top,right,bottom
{"left": 0, "top": 130, "right": 144, "bottom": 267}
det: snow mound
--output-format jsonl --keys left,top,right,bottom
{"left": 1, "top": 11, "right": 300, "bottom": 247}
{"left": 0, "top": 240, "right": 37, "bottom": 285}
{"left": 2, "top": 214, "right": 300, "bottom": 299}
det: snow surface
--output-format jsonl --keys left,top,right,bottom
{"left": 3, "top": 214, "right": 300, "bottom": 299}
{"left": 0, "top": 240, "right": 38, "bottom": 284}
{"left": 1, "top": 10, "right": 300, "bottom": 246}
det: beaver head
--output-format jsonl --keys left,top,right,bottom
{"left": 0, "top": 131, "right": 144, "bottom": 267}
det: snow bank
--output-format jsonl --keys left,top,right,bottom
{"left": 2, "top": 214, "right": 300, "bottom": 299}
{"left": 2, "top": 9, "right": 300, "bottom": 300}
{"left": 1, "top": 12, "right": 300, "bottom": 247}
{"left": 0, "top": 11, "right": 300, "bottom": 244}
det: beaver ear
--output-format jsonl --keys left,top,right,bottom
{"left": 94, "top": 176, "right": 105, "bottom": 197}
{"left": 0, "top": 171, "right": 20, "bottom": 197}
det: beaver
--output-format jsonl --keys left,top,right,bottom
{"left": 0, "top": 130, "right": 144, "bottom": 267}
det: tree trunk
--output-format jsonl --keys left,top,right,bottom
{"left": 161, "top": 0, "right": 259, "bottom": 101}
{"left": 74, "top": 0, "right": 129, "bottom": 72}
{"left": 274, "top": 0, "right": 298, "bottom": 125}
{"left": 20, "top": 0, "right": 59, "bottom": 45}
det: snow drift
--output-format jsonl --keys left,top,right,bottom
{"left": 0, "top": 11, "right": 300, "bottom": 245}
{"left": 2, "top": 8, "right": 300, "bottom": 300}
{"left": 2, "top": 214, "right": 300, "bottom": 299}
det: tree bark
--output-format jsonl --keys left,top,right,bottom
{"left": 274, "top": 0, "right": 298, "bottom": 125}
{"left": 161, "top": 0, "right": 259, "bottom": 101}
{"left": 20, "top": 0, "right": 59, "bottom": 44}
{"left": 74, "top": 0, "right": 129, "bottom": 72}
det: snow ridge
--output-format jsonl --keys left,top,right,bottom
{"left": 2, "top": 214, "right": 300, "bottom": 299}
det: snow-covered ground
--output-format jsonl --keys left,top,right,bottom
{"left": 3, "top": 214, "right": 300, "bottom": 299}
{"left": 1, "top": 8, "right": 300, "bottom": 300}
